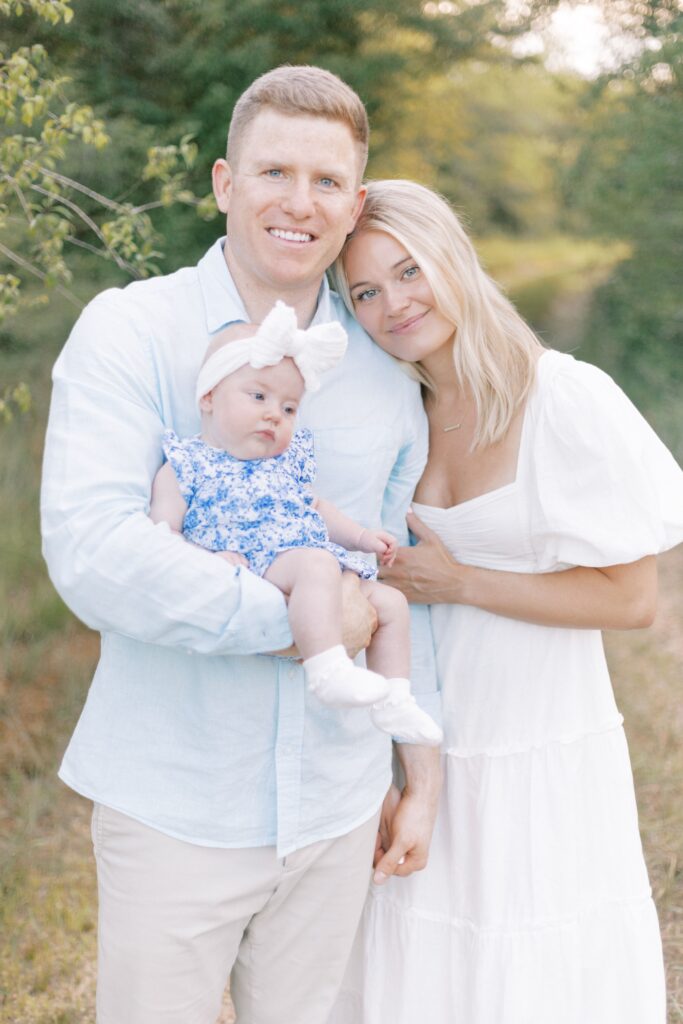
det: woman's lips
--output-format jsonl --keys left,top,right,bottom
{"left": 390, "top": 311, "right": 428, "bottom": 334}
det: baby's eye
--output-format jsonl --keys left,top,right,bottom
{"left": 354, "top": 288, "right": 379, "bottom": 304}
{"left": 250, "top": 391, "right": 265, "bottom": 401}
{"left": 283, "top": 405, "right": 297, "bottom": 416}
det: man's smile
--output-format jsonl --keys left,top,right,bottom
{"left": 268, "top": 228, "right": 315, "bottom": 243}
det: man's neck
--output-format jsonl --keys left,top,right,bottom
{"left": 223, "top": 242, "right": 322, "bottom": 328}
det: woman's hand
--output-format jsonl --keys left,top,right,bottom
{"left": 378, "top": 509, "right": 468, "bottom": 604}
{"left": 380, "top": 510, "right": 657, "bottom": 629}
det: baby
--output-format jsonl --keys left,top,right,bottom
{"left": 149, "top": 301, "right": 442, "bottom": 746}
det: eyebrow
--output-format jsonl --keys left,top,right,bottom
{"left": 349, "top": 255, "right": 414, "bottom": 291}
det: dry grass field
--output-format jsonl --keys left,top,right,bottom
{"left": 0, "top": 549, "right": 681, "bottom": 1022}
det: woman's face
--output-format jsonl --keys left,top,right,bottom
{"left": 343, "top": 230, "right": 455, "bottom": 364}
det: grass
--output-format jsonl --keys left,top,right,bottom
{"left": 1, "top": 244, "right": 681, "bottom": 1021}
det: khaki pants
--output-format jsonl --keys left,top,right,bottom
{"left": 91, "top": 803, "right": 378, "bottom": 1024}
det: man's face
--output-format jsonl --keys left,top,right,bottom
{"left": 213, "top": 108, "right": 367, "bottom": 297}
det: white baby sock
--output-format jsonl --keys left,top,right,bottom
{"left": 370, "top": 678, "right": 443, "bottom": 746}
{"left": 304, "top": 646, "right": 391, "bottom": 708}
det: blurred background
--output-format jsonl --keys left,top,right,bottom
{"left": 1, "top": 1, "right": 681, "bottom": 1020}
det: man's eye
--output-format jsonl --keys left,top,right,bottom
{"left": 265, "top": 169, "right": 283, "bottom": 178}
{"left": 319, "top": 177, "right": 337, "bottom": 188}
{"left": 354, "top": 288, "right": 379, "bottom": 303}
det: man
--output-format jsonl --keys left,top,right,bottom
{"left": 41, "top": 66, "right": 441, "bottom": 1024}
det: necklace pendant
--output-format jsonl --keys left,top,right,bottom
{"left": 443, "top": 423, "right": 462, "bottom": 432}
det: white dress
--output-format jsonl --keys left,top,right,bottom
{"left": 329, "top": 351, "right": 683, "bottom": 1024}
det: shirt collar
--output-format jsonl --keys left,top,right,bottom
{"left": 197, "top": 237, "right": 334, "bottom": 333}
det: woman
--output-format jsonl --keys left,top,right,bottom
{"left": 328, "top": 179, "right": 683, "bottom": 1023}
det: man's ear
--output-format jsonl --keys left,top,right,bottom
{"left": 348, "top": 184, "right": 368, "bottom": 233}
{"left": 212, "top": 159, "right": 233, "bottom": 215}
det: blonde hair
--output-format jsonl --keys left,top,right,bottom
{"left": 227, "top": 65, "right": 369, "bottom": 178}
{"left": 333, "top": 179, "right": 543, "bottom": 448}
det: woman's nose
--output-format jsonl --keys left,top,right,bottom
{"left": 384, "top": 286, "right": 410, "bottom": 316}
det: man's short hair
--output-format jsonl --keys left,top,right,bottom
{"left": 227, "top": 65, "right": 369, "bottom": 178}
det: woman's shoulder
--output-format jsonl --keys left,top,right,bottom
{"left": 535, "top": 349, "right": 621, "bottom": 400}
{"left": 530, "top": 349, "right": 639, "bottom": 439}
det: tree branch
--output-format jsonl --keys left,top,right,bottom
{"left": 0, "top": 240, "right": 82, "bottom": 308}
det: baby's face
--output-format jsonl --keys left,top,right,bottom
{"left": 200, "top": 357, "right": 305, "bottom": 459}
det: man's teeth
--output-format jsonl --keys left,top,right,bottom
{"left": 270, "top": 229, "right": 313, "bottom": 242}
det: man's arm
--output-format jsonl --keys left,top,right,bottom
{"left": 372, "top": 744, "right": 442, "bottom": 883}
{"left": 41, "top": 294, "right": 293, "bottom": 656}
{"left": 371, "top": 390, "right": 443, "bottom": 879}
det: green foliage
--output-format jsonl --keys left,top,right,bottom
{"left": 369, "top": 60, "right": 585, "bottom": 235}
{"left": 0, "top": 378, "right": 30, "bottom": 421}
{"left": 566, "top": 0, "right": 683, "bottom": 454}
{"left": 7, "top": 0, "right": 556, "bottom": 264}
{"left": 0, "top": 2, "right": 215, "bottom": 324}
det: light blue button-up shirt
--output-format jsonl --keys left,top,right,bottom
{"left": 41, "top": 239, "right": 439, "bottom": 856}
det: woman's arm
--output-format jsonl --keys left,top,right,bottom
{"left": 378, "top": 511, "right": 658, "bottom": 631}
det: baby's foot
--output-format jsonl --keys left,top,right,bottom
{"left": 304, "top": 646, "right": 391, "bottom": 708}
{"left": 371, "top": 678, "right": 443, "bottom": 746}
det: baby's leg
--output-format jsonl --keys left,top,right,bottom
{"left": 265, "top": 550, "right": 390, "bottom": 708}
{"left": 360, "top": 580, "right": 443, "bottom": 747}
{"left": 358, "top": 580, "right": 411, "bottom": 679}
{"left": 265, "top": 548, "right": 344, "bottom": 658}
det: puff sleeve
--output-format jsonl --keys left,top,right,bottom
{"left": 528, "top": 353, "right": 683, "bottom": 569}
{"left": 162, "top": 430, "right": 199, "bottom": 505}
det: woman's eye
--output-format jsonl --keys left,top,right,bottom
{"left": 354, "top": 288, "right": 379, "bottom": 303}
{"left": 403, "top": 265, "right": 420, "bottom": 280}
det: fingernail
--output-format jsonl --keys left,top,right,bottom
{"left": 373, "top": 871, "right": 387, "bottom": 885}
{"left": 398, "top": 856, "right": 406, "bottom": 865}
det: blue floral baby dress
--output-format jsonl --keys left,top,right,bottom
{"left": 162, "top": 427, "right": 376, "bottom": 579}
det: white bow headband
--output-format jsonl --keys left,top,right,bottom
{"left": 196, "top": 300, "right": 348, "bottom": 406}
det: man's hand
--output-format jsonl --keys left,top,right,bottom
{"left": 373, "top": 745, "right": 441, "bottom": 883}
{"left": 341, "top": 570, "right": 378, "bottom": 658}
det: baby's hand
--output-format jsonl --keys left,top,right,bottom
{"left": 215, "top": 550, "right": 249, "bottom": 568}
{"left": 359, "top": 529, "right": 398, "bottom": 567}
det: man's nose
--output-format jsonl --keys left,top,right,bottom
{"left": 280, "top": 178, "right": 316, "bottom": 219}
